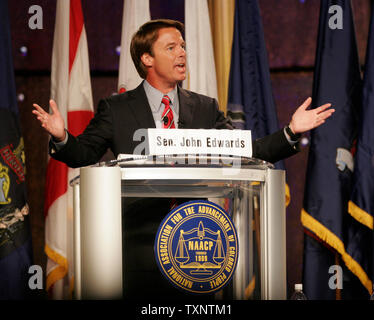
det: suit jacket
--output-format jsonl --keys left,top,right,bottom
{"left": 50, "top": 83, "right": 298, "bottom": 167}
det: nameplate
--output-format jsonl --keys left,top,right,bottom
{"left": 147, "top": 129, "right": 252, "bottom": 157}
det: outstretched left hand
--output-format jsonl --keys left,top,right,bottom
{"left": 289, "top": 97, "right": 335, "bottom": 134}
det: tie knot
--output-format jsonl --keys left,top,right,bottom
{"left": 162, "top": 95, "right": 171, "bottom": 106}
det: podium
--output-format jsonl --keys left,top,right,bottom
{"left": 71, "top": 156, "right": 286, "bottom": 300}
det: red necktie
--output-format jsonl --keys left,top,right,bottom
{"left": 161, "top": 95, "right": 177, "bottom": 210}
{"left": 161, "top": 95, "right": 175, "bottom": 129}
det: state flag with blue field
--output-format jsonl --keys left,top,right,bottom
{"left": 227, "top": 0, "right": 282, "bottom": 147}
{"left": 227, "top": 0, "right": 287, "bottom": 169}
{"left": 301, "top": 0, "right": 364, "bottom": 299}
{"left": 344, "top": 2, "right": 374, "bottom": 296}
{"left": 0, "top": 0, "right": 33, "bottom": 299}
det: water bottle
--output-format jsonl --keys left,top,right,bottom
{"left": 290, "top": 283, "right": 307, "bottom": 300}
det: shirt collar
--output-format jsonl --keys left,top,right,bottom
{"left": 143, "top": 80, "right": 178, "bottom": 113}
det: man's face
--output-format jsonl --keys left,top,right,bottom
{"left": 142, "top": 27, "right": 186, "bottom": 91}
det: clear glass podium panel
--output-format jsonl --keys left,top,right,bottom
{"left": 73, "top": 156, "right": 286, "bottom": 300}
{"left": 119, "top": 157, "right": 266, "bottom": 300}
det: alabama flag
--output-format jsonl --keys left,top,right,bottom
{"left": 118, "top": 0, "right": 150, "bottom": 93}
{"left": 44, "top": 0, "right": 93, "bottom": 299}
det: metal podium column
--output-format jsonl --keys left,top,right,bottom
{"left": 261, "top": 169, "right": 287, "bottom": 300}
{"left": 79, "top": 166, "right": 122, "bottom": 299}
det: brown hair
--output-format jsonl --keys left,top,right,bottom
{"left": 130, "top": 19, "right": 185, "bottom": 79}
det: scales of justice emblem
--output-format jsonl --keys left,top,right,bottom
{"left": 154, "top": 200, "right": 239, "bottom": 294}
{"left": 175, "top": 221, "right": 226, "bottom": 275}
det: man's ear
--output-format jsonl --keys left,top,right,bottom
{"left": 141, "top": 53, "right": 153, "bottom": 68}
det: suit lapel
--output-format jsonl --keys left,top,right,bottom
{"left": 127, "top": 82, "right": 156, "bottom": 129}
{"left": 178, "top": 86, "right": 194, "bottom": 128}
{"left": 126, "top": 84, "right": 195, "bottom": 129}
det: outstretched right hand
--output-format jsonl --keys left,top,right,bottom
{"left": 32, "top": 99, "right": 66, "bottom": 142}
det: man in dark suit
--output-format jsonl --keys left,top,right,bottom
{"left": 32, "top": 19, "right": 334, "bottom": 298}
{"left": 33, "top": 19, "right": 334, "bottom": 165}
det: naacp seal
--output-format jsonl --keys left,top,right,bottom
{"left": 154, "top": 200, "right": 239, "bottom": 294}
